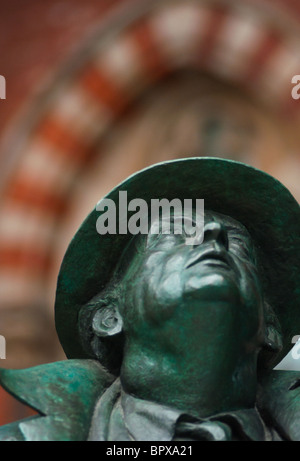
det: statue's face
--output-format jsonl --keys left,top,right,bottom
{"left": 118, "top": 210, "right": 264, "bottom": 364}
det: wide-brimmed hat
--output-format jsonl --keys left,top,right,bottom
{"left": 55, "top": 157, "right": 300, "bottom": 366}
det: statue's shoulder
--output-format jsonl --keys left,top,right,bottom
{"left": 0, "top": 359, "right": 115, "bottom": 441}
{"left": 258, "top": 370, "right": 300, "bottom": 441}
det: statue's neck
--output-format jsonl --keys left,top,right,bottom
{"left": 120, "top": 341, "right": 258, "bottom": 419}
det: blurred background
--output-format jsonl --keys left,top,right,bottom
{"left": 0, "top": 0, "right": 300, "bottom": 424}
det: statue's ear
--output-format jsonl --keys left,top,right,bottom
{"left": 78, "top": 295, "right": 124, "bottom": 375}
{"left": 92, "top": 305, "right": 123, "bottom": 338}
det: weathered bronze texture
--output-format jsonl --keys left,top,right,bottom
{"left": 0, "top": 158, "right": 299, "bottom": 441}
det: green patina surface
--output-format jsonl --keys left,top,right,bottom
{"left": 0, "top": 158, "right": 299, "bottom": 441}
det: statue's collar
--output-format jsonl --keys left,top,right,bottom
{"left": 89, "top": 380, "right": 269, "bottom": 441}
{"left": 121, "top": 391, "right": 268, "bottom": 441}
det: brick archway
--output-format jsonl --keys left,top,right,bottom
{"left": 0, "top": 0, "right": 300, "bottom": 366}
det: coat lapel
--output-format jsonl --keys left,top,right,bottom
{"left": 0, "top": 359, "right": 115, "bottom": 441}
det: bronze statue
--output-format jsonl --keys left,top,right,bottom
{"left": 0, "top": 157, "right": 299, "bottom": 441}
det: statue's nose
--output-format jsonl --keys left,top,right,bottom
{"left": 203, "top": 222, "right": 229, "bottom": 250}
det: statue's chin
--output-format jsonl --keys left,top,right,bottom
{"left": 184, "top": 270, "right": 241, "bottom": 304}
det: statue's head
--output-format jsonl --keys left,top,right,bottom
{"left": 55, "top": 158, "right": 300, "bottom": 386}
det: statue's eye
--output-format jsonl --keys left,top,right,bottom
{"left": 146, "top": 215, "right": 200, "bottom": 250}
{"left": 231, "top": 237, "right": 250, "bottom": 255}
{"left": 227, "top": 230, "right": 256, "bottom": 265}
{"left": 146, "top": 231, "right": 185, "bottom": 251}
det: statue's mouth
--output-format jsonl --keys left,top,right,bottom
{"left": 185, "top": 249, "right": 231, "bottom": 269}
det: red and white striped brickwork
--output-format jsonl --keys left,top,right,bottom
{"left": 1, "top": 0, "right": 300, "bottom": 423}
{"left": 1, "top": 0, "right": 300, "bottom": 315}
